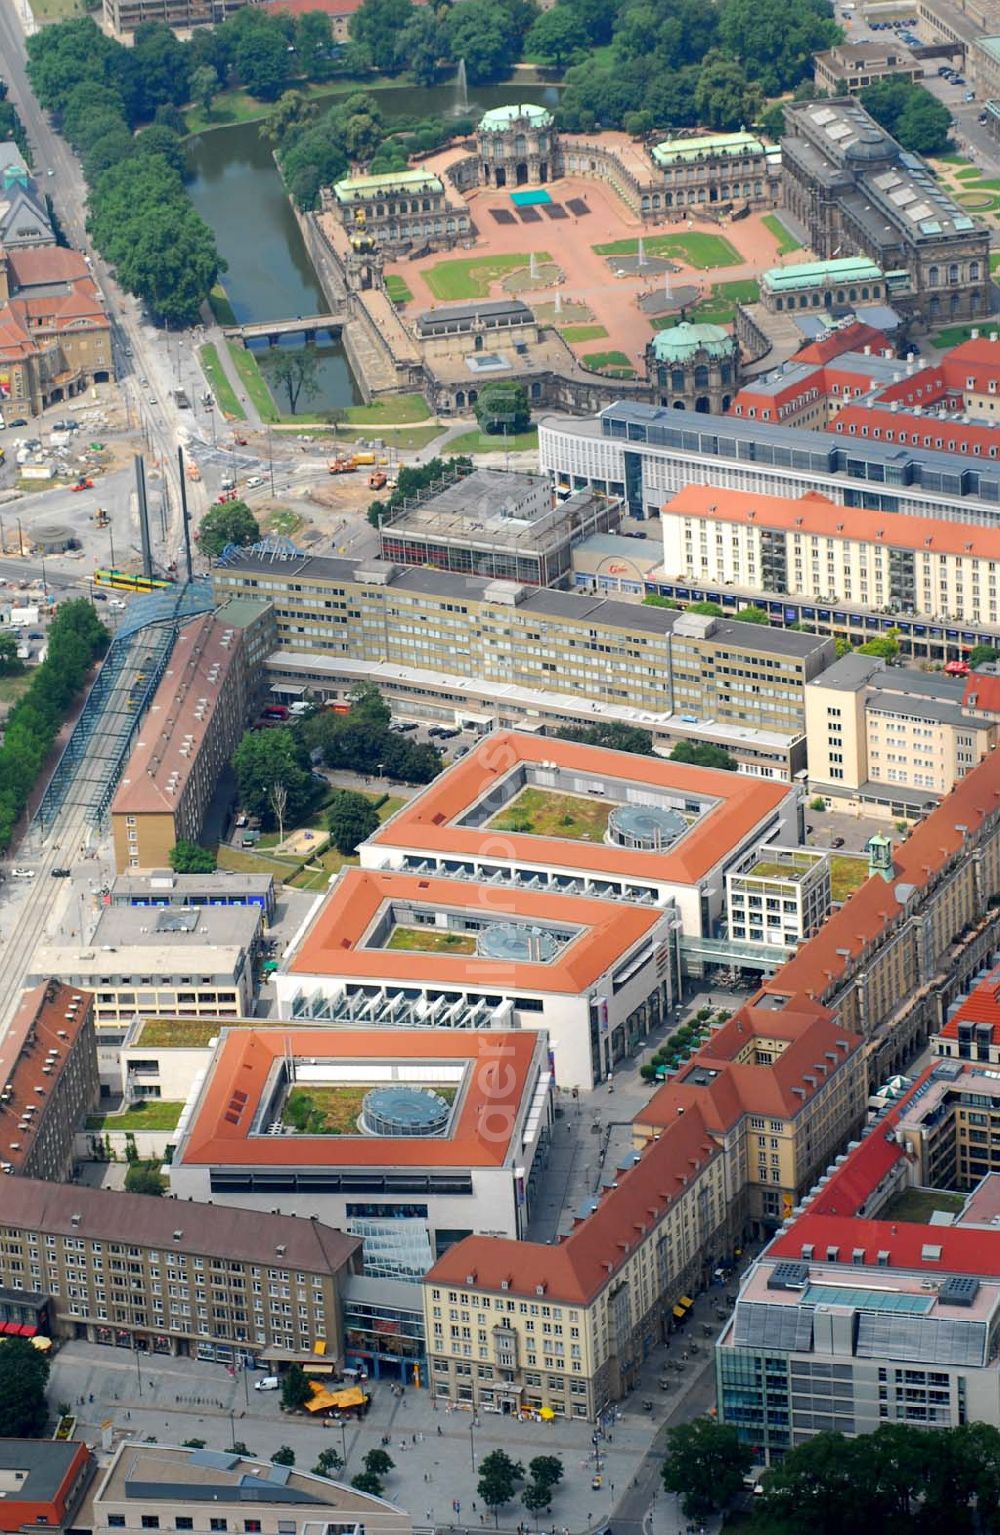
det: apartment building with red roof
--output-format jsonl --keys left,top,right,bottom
{"left": 277, "top": 866, "right": 677, "bottom": 1089}
{"left": 0, "top": 247, "right": 111, "bottom": 416}
{"left": 0, "top": 981, "right": 97, "bottom": 1183}
{"left": 717, "top": 1050, "right": 1000, "bottom": 1451}
{"left": 423, "top": 993, "right": 865, "bottom": 1417}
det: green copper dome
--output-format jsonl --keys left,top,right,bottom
{"left": 478, "top": 104, "right": 554, "bottom": 132}
{"left": 651, "top": 321, "right": 733, "bottom": 363}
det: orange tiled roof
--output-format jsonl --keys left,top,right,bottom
{"left": 288, "top": 867, "right": 663, "bottom": 992}
{"left": 429, "top": 994, "right": 862, "bottom": 1305}
{"left": 764, "top": 747, "right": 1000, "bottom": 1002}
{"left": 662, "top": 481, "right": 1000, "bottom": 563}
{"left": 367, "top": 730, "right": 792, "bottom": 886}
{"left": 426, "top": 1100, "right": 721, "bottom": 1305}
{"left": 794, "top": 322, "right": 890, "bottom": 365}
{"left": 177, "top": 1027, "right": 538, "bottom": 1169}
{"left": 964, "top": 673, "right": 1000, "bottom": 714}
{"left": 0, "top": 981, "right": 93, "bottom": 1173}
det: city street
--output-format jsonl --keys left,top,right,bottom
{"left": 45, "top": 1318, "right": 731, "bottom": 1535}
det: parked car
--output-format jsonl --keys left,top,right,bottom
{"left": 831, "top": 836, "right": 846, "bottom": 849}
{"left": 51, "top": 867, "right": 71, "bottom": 878}
{"left": 246, "top": 475, "right": 265, "bottom": 489}
{"left": 6, "top": 418, "right": 27, "bottom": 429}
{"left": 254, "top": 1377, "right": 279, "bottom": 1392}
{"left": 11, "top": 868, "right": 35, "bottom": 879}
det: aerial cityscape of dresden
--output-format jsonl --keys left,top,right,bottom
{"left": 12, "top": 0, "right": 1000, "bottom": 1525}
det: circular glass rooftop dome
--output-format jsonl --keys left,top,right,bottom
{"left": 607, "top": 803, "right": 688, "bottom": 851}
{"left": 360, "top": 1085, "right": 451, "bottom": 1138}
{"left": 478, "top": 104, "right": 554, "bottom": 132}
{"left": 650, "top": 320, "right": 732, "bottom": 364}
{"left": 845, "top": 128, "right": 894, "bottom": 164}
{"left": 476, "top": 922, "right": 559, "bottom": 963}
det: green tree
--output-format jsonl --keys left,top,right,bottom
{"left": 235, "top": 16, "right": 293, "bottom": 99}
{"left": 272, "top": 1446, "right": 296, "bottom": 1467}
{"left": 526, "top": 7, "right": 587, "bottom": 69}
{"left": 328, "top": 789, "right": 380, "bottom": 855}
{"left": 857, "top": 630, "right": 900, "bottom": 659}
{"left": 661, "top": 1419, "right": 751, "bottom": 1522}
{"left": 737, "top": 605, "right": 769, "bottom": 624}
{"left": 363, "top": 1449, "right": 394, "bottom": 1479}
{"left": 264, "top": 344, "right": 322, "bottom": 415}
{"left": 554, "top": 722, "right": 654, "bottom": 754}
{"left": 861, "top": 76, "right": 951, "bottom": 155}
{"left": 969, "top": 644, "right": 998, "bottom": 670}
{"left": 349, "top": 0, "right": 416, "bottom": 73}
{"left": 402, "top": 7, "right": 450, "bottom": 84}
{"left": 523, "top": 1481, "right": 553, "bottom": 1521}
{"left": 689, "top": 600, "right": 723, "bottom": 616}
{"left": 191, "top": 63, "right": 220, "bottom": 118}
{"left": 718, "top": 0, "right": 839, "bottom": 96}
{"left": 280, "top": 1363, "right": 312, "bottom": 1411}
{"left": 260, "top": 88, "right": 319, "bottom": 145}
{"left": 233, "top": 728, "right": 314, "bottom": 827}
{"left": 474, "top": 380, "right": 531, "bottom": 435}
{"left": 527, "top": 1457, "right": 563, "bottom": 1492}
{"left": 478, "top": 1450, "right": 524, "bottom": 1527}
{"left": 367, "top": 455, "right": 472, "bottom": 526}
{"left": 351, "top": 1471, "right": 384, "bottom": 1496}
{"left": 670, "top": 739, "right": 737, "bottom": 770}
{"left": 0, "top": 632, "right": 24, "bottom": 677}
{"left": 0, "top": 1338, "right": 50, "bottom": 1437}
{"left": 129, "top": 21, "right": 191, "bottom": 117}
{"left": 169, "top": 840, "right": 217, "bottom": 873}
{"left": 694, "top": 50, "right": 762, "bottom": 130}
{"left": 312, "top": 1448, "right": 344, "bottom": 1477}
{"left": 446, "top": 0, "right": 519, "bottom": 83}
{"left": 197, "top": 500, "right": 261, "bottom": 558}
{"left": 296, "top": 11, "right": 336, "bottom": 79}
{"left": 761, "top": 99, "right": 785, "bottom": 139}
{"left": 125, "top": 1161, "right": 165, "bottom": 1196}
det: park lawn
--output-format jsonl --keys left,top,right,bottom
{"left": 762, "top": 214, "right": 803, "bottom": 255}
{"left": 559, "top": 324, "right": 609, "bottom": 342}
{"left": 208, "top": 282, "right": 237, "bottom": 326}
{"left": 829, "top": 854, "right": 870, "bottom": 904}
{"left": 87, "top": 1101, "right": 185, "bottom": 1132}
{"left": 345, "top": 394, "right": 430, "bottom": 426}
{"left": 424, "top": 252, "right": 552, "bottom": 301}
{"left": 29, "top": 0, "right": 84, "bottom": 18}
{"left": 199, "top": 343, "right": 245, "bottom": 421}
{"left": 593, "top": 232, "right": 740, "bottom": 268}
{"left": 287, "top": 847, "right": 359, "bottom": 889}
{"left": 0, "top": 673, "right": 33, "bottom": 706}
{"left": 992, "top": 252, "right": 1000, "bottom": 273}
{"left": 489, "top": 786, "right": 611, "bottom": 840}
{"left": 384, "top": 274, "right": 414, "bottom": 305}
{"left": 184, "top": 74, "right": 403, "bottom": 134}
{"left": 583, "top": 350, "right": 636, "bottom": 376}
{"left": 217, "top": 844, "right": 303, "bottom": 878}
{"left": 265, "top": 508, "right": 304, "bottom": 538}
{"left": 446, "top": 428, "right": 539, "bottom": 454}
{"left": 338, "top": 424, "right": 442, "bottom": 450}
{"left": 929, "top": 324, "right": 982, "bottom": 349}
{"left": 936, "top": 152, "right": 973, "bottom": 166}
{"left": 387, "top": 926, "right": 477, "bottom": 953}
{"left": 713, "top": 278, "right": 760, "bottom": 302}
{"left": 226, "top": 342, "right": 279, "bottom": 421}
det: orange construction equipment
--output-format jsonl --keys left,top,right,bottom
{"left": 368, "top": 470, "right": 387, "bottom": 491}
{"left": 328, "top": 457, "right": 353, "bottom": 474}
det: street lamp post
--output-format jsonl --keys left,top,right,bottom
{"left": 470, "top": 1416, "right": 476, "bottom": 1471}
{"left": 339, "top": 1418, "right": 347, "bottom": 1470}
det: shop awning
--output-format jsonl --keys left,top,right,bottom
{"left": 0, "top": 1322, "right": 36, "bottom": 1337}
{"left": 679, "top": 1296, "right": 694, "bottom": 1309}
{"left": 672, "top": 1305, "right": 686, "bottom": 1319}
{"left": 304, "top": 1363, "right": 335, "bottom": 1375}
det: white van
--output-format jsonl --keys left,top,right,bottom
{"left": 254, "top": 1376, "right": 279, "bottom": 1392}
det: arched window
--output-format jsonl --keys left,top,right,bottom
{"left": 928, "top": 266, "right": 939, "bottom": 288}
